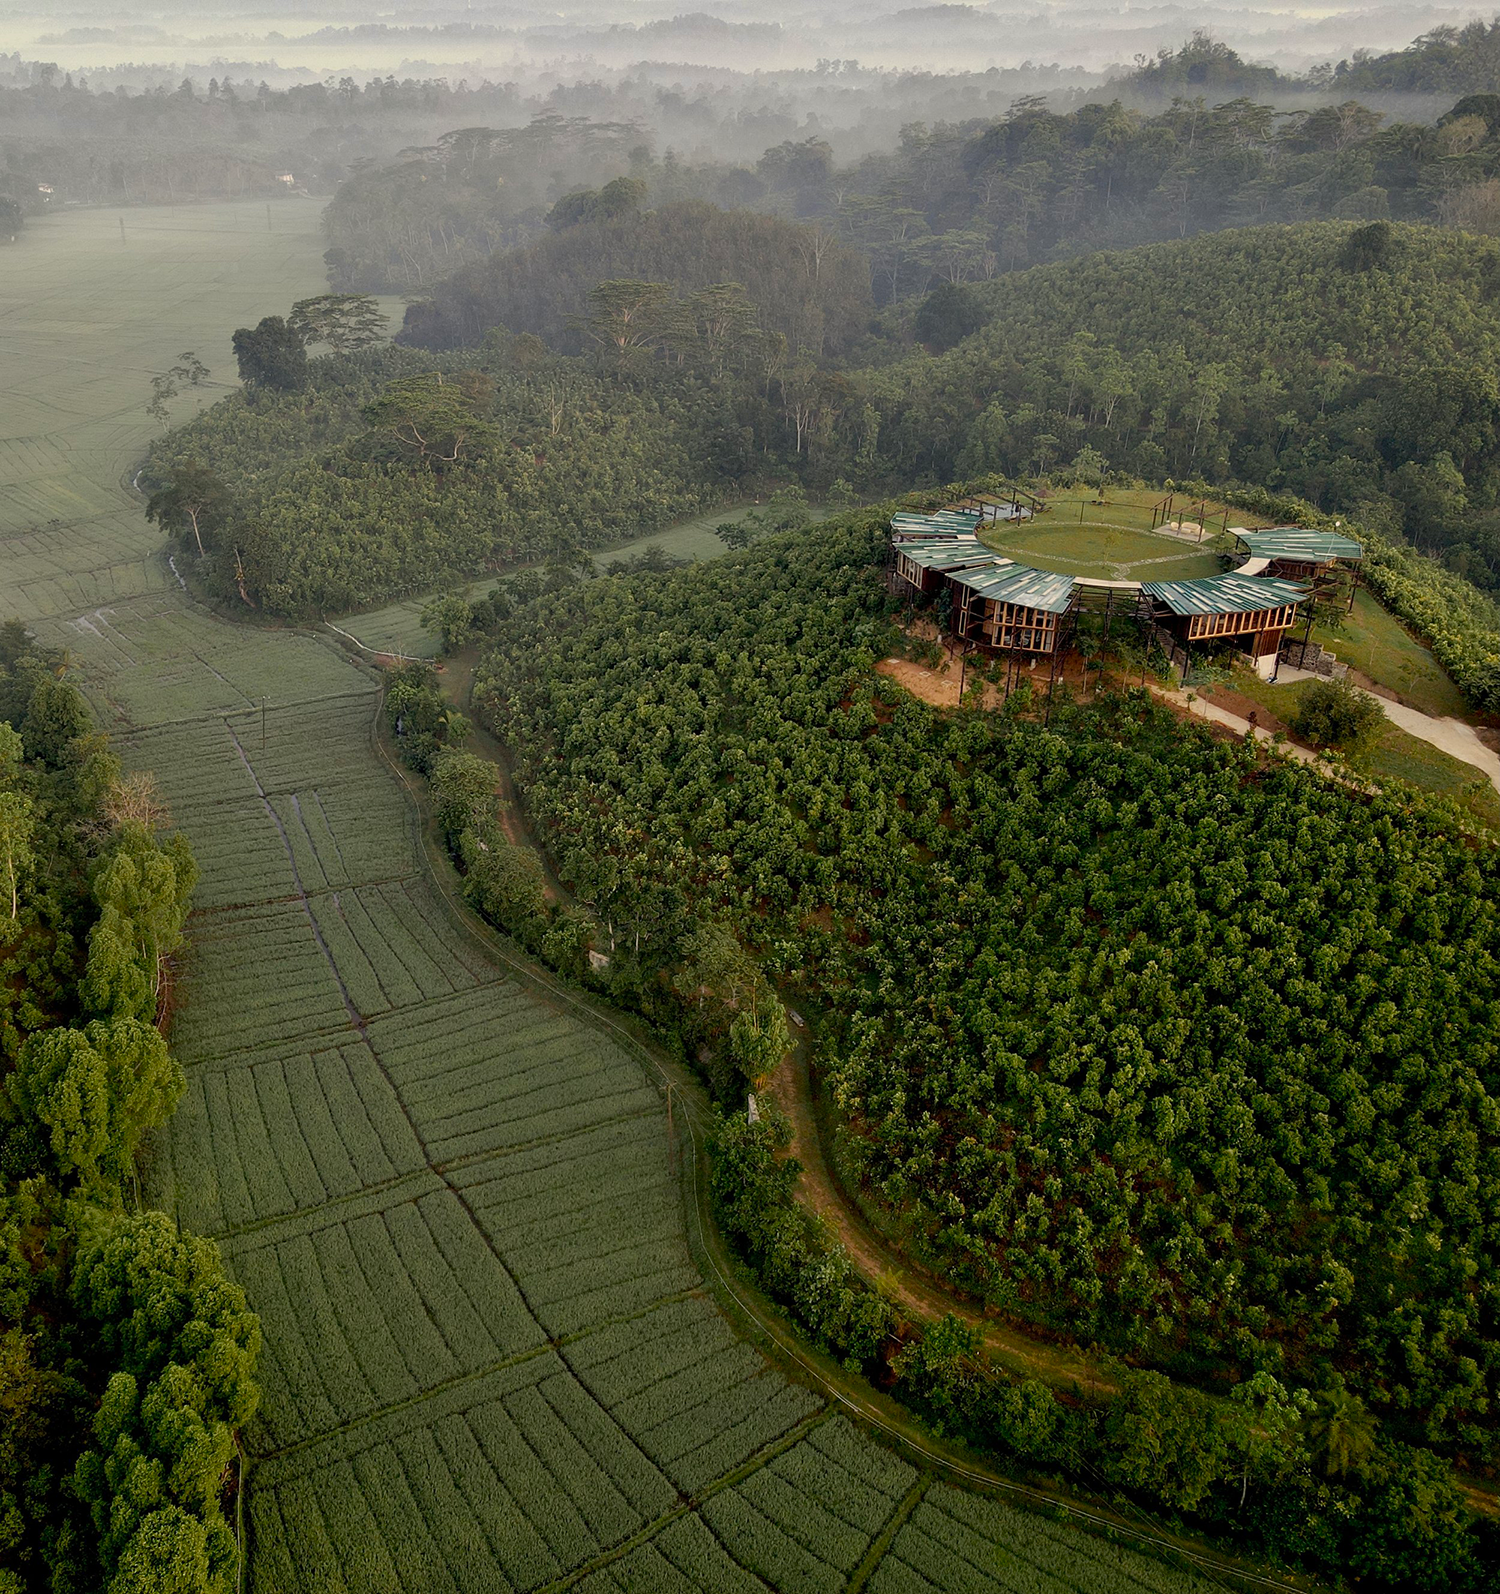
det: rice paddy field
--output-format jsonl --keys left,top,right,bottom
{"left": 0, "top": 201, "right": 1220, "bottom": 1593}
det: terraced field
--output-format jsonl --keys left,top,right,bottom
{"left": 1, "top": 202, "right": 1218, "bottom": 1593}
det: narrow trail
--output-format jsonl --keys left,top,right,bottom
{"left": 768, "top": 1035, "right": 1117, "bottom": 1397}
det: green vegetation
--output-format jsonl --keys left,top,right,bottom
{"left": 982, "top": 513, "right": 1223, "bottom": 582}
{"left": 712, "top": 1109, "right": 1496, "bottom": 1589}
{"left": 1209, "top": 480, "right": 1500, "bottom": 714}
{"left": 1333, "top": 22, "right": 1500, "bottom": 93}
{"left": 166, "top": 209, "right": 1500, "bottom": 692}
{"left": 1288, "top": 677, "right": 1386, "bottom": 747}
{"left": 472, "top": 494, "right": 1500, "bottom": 1581}
{"left": 1356, "top": 723, "right": 1500, "bottom": 829}
{"left": 0, "top": 624, "right": 259, "bottom": 1594}
{"left": 146, "top": 342, "right": 736, "bottom": 613}
{"left": 0, "top": 197, "right": 1217, "bottom": 1594}
{"left": 402, "top": 199, "right": 871, "bottom": 358}
{"left": 880, "top": 224, "right": 1500, "bottom": 595}
{"left": 1310, "top": 588, "right": 1470, "bottom": 719}
{"left": 338, "top": 505, "right": 801, "bottom": 659}
{"left": 1362, "top": 535, "right": 1500, "bottom": 706}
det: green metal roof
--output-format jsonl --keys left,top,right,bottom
{"left": 1141, "top": 573, "right": 1306, "bottom": 616}
{"left": 893, "top": 539, "right": 996, "bottom": 573}
{"left": 890, "top": 509, "right": 984, "bottom": 534}
{"left": 951, "top": 560, "right": 1077, "bottom": 614}
{"left": 1235, "top": 527, "right": 1363, "bottom": 561}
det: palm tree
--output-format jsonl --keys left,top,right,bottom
{"left": 1306, "top": 1383, "right": 1378, "bottom": 1479}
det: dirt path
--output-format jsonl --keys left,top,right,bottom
{"left": 875, "top": 655, "right": 1008, "bottom": 710}
{"left": 769, "top": 1034, "right": 1117, "bottom": 1397}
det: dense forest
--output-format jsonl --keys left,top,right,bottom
{"left": 0, "top": 624, "right": 258, "bottom": 1594}
{"left": 1338, "top": 22, "right": 1500, "bottom": 96}
{"left": 1119, "top": 26, "right": 1500, "bottom": 102}
{"left": 869, "top": 223, "right": 1500, "bottom": 589}
{"left": 422, "top": 494, "right": 1500, "bottom": 1587}
{"left": 398, "top": 197, "right": 871, "bottom": 356}
{"left": 471, "top": 500, "right": 1500, "bottom": 1461}
{"left": 320, "top": 59, "right": 1500, "bottom": 300}
{"left": 145, "top": 335, "right": 745, "bottom": 614}
{"left": 829, "top": 89, "right": 1500, "bottom": 287}
{"left": 148, "top": 214, "right": 1500, "bottom": 624}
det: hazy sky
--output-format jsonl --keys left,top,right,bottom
{"left": 0, "top": 3, "right": 1487, "bottom": 80}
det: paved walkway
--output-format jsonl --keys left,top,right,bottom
{"left": 1155, "top": 686, "right": 1320, "bottom": 764}
{"left": 1275, "top": 666, "right": 1500, "bottom": 794}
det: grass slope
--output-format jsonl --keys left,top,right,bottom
{"left": 0, "top": 202, "right": 1216, "bottom": 1592}
{"left": 1312, "top": 589, "right": 1472, "bottom": 720}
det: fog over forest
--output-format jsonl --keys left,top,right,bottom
{"left": 14, "top": 6, "right": 1500, "bottom": 1594}
{"left": 0, "top": 2, "right": 1494, "bottom": 176}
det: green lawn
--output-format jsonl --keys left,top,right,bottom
{"left": 985, "top": 520, "right": 1223, "bottom": 581}
{"left": 1311, "top": 588, "right": 1470, "bottom": 720}
{"left": 1354, "top": 723, "right": 1500, "bottom": 829}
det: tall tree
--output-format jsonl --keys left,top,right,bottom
{"left": 230, "top": 316, "right": 307, "bottom": 391}
{"left": 0, "top": 788, "right": 33, "bottom": 919}
{"left": 579, "top": 279, "right": 672, "bottom": 364}
{"left": 287, "top": 293, "right": 388, "bottom": 353}
{"left": 145, "top": 462, "right": 230, "bottom": 557}
{"left": 362, "top": 372, "right": 499, "bottom": 466}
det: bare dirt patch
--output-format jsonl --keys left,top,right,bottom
{"left": 876, "top": 656, "right": 960, "bottom": 707}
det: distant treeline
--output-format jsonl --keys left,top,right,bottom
{"left": 400, "top": 197, "right": 871, "bottom": 358}
{"left": 149, "top": 210, "right": 1500, "bottom": 626}
{"left": 327, "top": 77, "right": 1500, "bottom": 301}
{"left": 1123, "top": 24, "right": 1500, "bottom": 100}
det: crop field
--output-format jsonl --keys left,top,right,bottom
{"left": 0, "top": 200, "right": 329, "bottom": 620}
{"left": 869, "top": 1486, "right": 1218, "bottom": 1594}
{"left": 0, "top": 198, "right": 1219, "bottom": 1594}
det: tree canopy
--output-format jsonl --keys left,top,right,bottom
{"left": 0, "top": 625, "right": 253, "bottom": 1594}
{"left": 471, "top": 500, "right": 1500, "bottom": 1470}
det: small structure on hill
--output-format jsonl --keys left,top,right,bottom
{"left": 1233, "top": 526, "right": 1362, "bottom": 614}
{"left": 1141, "top": 573, "right": 1305, "bottom": 677}
{"left": 950, "top": 560, "right": 1077, "bottom": 655}
{"left": 889, "top": 535, "right": 993, "bottom": 597}
{"left": 948, "top": 491, "right": 1036, "bottom": 524}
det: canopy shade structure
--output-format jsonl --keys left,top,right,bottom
{"left": 892, "top": 537, "right": 995, "bottom": 574}
{"left": 1235, "top": 527, "right": 1364, "bottom": 562}
{"left": 889, "top": 535, "right": 1000, "bottom": 598}
{"left": 1141, "top": 573, "right": 1306, "bottom": 616}
{"left": 1142, "top": 572, "right": 1303, "bottom": 671}
{"left": 952, "top": 561, "right": 1077, "bottom": 614}
{"left": 890, "top": 509, "right": 985, "bottom": 540}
